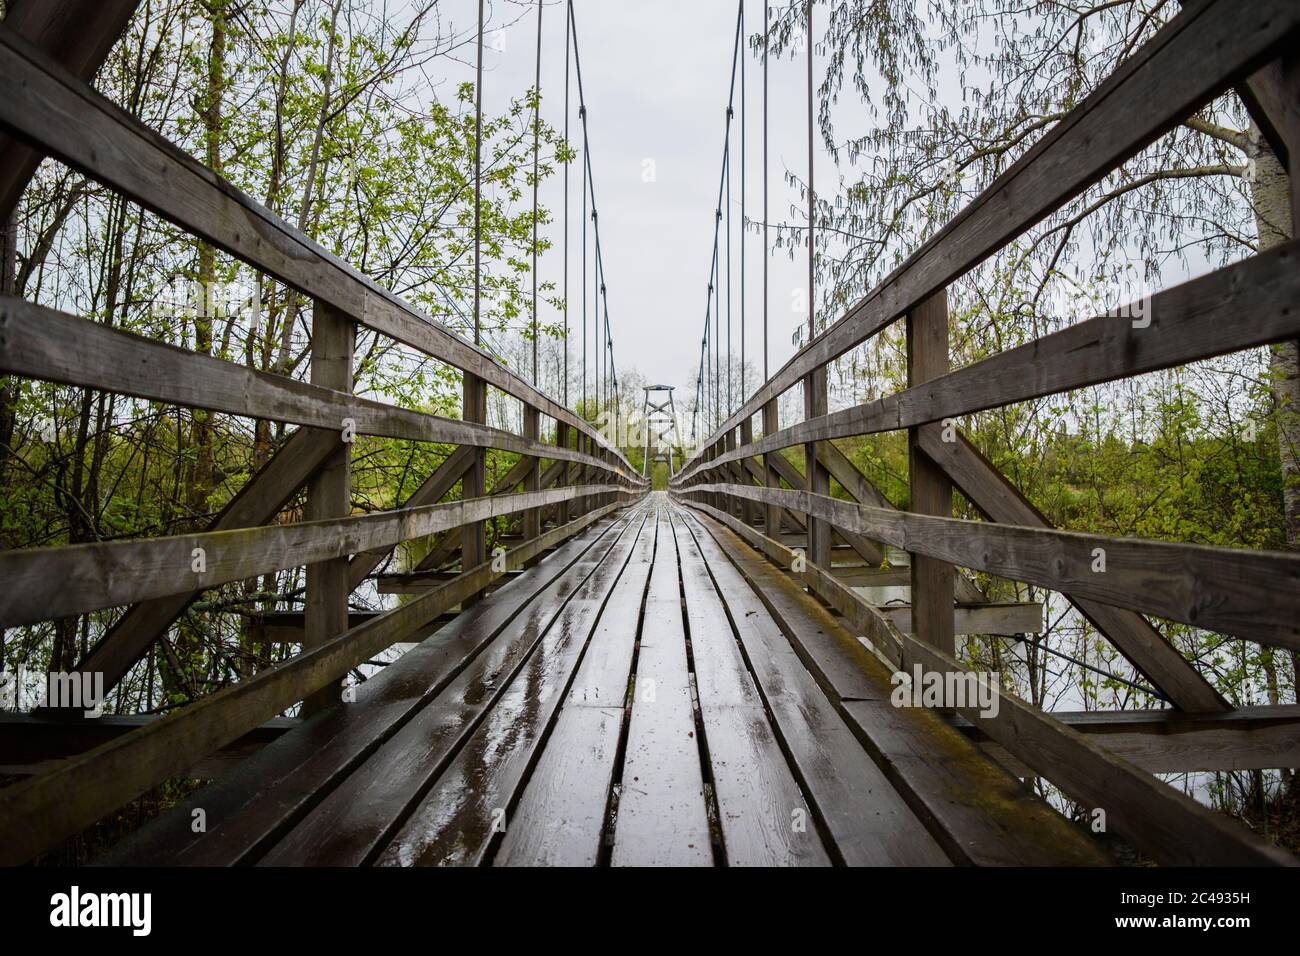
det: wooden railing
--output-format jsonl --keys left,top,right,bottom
{"left": 0, "top": 18, "right": 646, "bottom": 864}
{"left": 671, "top": 0, "right": 1300, "bottom": 866}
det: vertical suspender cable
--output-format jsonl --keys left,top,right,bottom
{"left": 530, "top": 0, "right": 543, "bottom": 385}
{"left": 563, "top": 4, "right": 570, "bottom": 407}
{"left": 762, "top": 1, "right": 769, "bottom": 381}
{"left": 740, "top": 0, "right": 746, "bottom": 405}
{"left": 473, "top": 0, "right": 484, "bottom": 346}
{"left": 806, "top": 0, "right": 814, "bottom": 348}
{"left": 713, "top": 239, "right": 720, "bottom": 428}
{"left": 726, "top": 103, "right": 732, "bottom": 415}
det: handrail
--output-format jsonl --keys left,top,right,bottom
{"left": 0, "top": 296, "right": 640, "bottom": 482}
{"left": 681, "top": 240, "right": 1300, "bottom": 474}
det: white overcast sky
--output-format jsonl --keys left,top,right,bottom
{"left": 431, "top": 0, "right": 832, "bottom": 406}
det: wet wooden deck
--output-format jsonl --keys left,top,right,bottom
{"left": 106, "top": 493, "right": 1103, "bottom": 867}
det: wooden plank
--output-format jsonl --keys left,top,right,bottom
{"left": 878, "top": 602, "right": 1044, "bottom": 636}
{"left": 762, "top": 399, "right": 783, "bottom": 537}
{"left": 834, "top": 566, "right": 912, "bottom": 587}
{"left": 907, "top": 288, "right": 955, "bottom": 655}
{"left": 72, "top": 427, "right": 338, "bottom": 695}
{"left": 0, "top": 713, "right": 294, "bottom": 769}
{"left": 0, "top": 0, "right": 139, "bottom": 217}
{"left": 675, "top": 0, "right": 1300, "bottom": 479}
{"left": 804, "top": 365, "right": 832, "bottom": 569}
{"left": 461, "top": 372, "right": 488, "bottom": 609}
{"left": 672, "top": 513, "right": 832, "bottom": 866}
{"left": 493, "top": 506, "right": 658, "bottom": 866}
{"left": 249, "top": 611, "right": 448, "bottom": 645}
{"left": 0, "top": 296, "right": 628, "bottom": 479}
{"left": 921, "top": 432, "right": 1229, "bottom": 711}
{"left": 375, "top": 569, "right": 522, "bottom": 594}
{"left": 671, "top": 507, "right": 948, "bottom": 865}
{"left": 698, "top": 241, "right": 1300, "bottom": 469}
{"left": 0, "top": 484, "right": 627, "bottom": 627}
{"left": 0, "top": 502, "right": 631, "bottom": 866}
{"left": 0, "top": 28, "right": 639, "bottom": 477}
{"left": 557, "top": 421, "right": 573, "bottom": 523}
{"left": 255, "top": 510, "right": 643, "bottom": 866}
{"left": 723, "top": 427, "right": 740, "bottom": 519}
{"left": 372, "top": 507, "right": 655, "bottom": 867}
{"left": 523, "top": 406, "right": 541, "bottom": 546}
{"left": 957, "top": 705, "right": 1300, "bottom": 774}
{"left": 302, "top": 300, "right": 354, "bottom": 716}
{"left": 610, "top": 506, "right": 712, "bottom": 866}
{"left": 1177, "top": 0, "right": 1297, "bottom": 167}
{"left": 739, "top": 417, "right": 757, "bottom": 527}
{"left": 101, "top": 509, "right": 628, "bottom": 866}
{"left": 1240, "top": 57, "right": 1300, "bottom": 168}
{"left": 684, "top": 482, "right": 1300, "bottom": 652}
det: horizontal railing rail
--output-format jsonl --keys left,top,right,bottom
{"left": 0, "top": 297, "right": 638, "bottom": 481}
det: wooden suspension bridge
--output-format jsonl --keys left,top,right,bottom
{"left": 0, "top": 0, "right": 1298, "bottom": 867}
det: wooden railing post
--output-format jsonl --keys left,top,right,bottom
{"left": 600, "top": 447, "right": 610, "bottom": 509}
{"left": 523, "top": 407, "right": 541, "bottom": 539}
{"left": 522, "top": 406, "right": 541, "bottom": 566}
{"left": 461, "top": 372, "right": 488, "bottom": 606}
{"left": 762, "top": 399, "right": 782, "bottom": 537}
{"left": 907, "top": 288, "right": 955, "bottom": 654}
{"left": 804, "top": 367, "right": 831, "bottom": 569}
{"left": 705, "top": 442, "right": 718, "bottom": 511}
{"left": 723, "top": 428, "right": 738, "bottom": 517}
{"left": 302, "top": 300, "right": 354, "bottom": 716}
{"left": 587, "top": 435, "right": 595, "bottom": 513}
{"left": 557, "top": 421, "right": 572, "bottom": 521}
{"left": 740, "top": 417, "right": 757, "bottom": 527}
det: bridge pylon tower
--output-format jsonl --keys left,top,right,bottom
{"left": 640, "top": 385, "right": 682, "bottom": 479}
